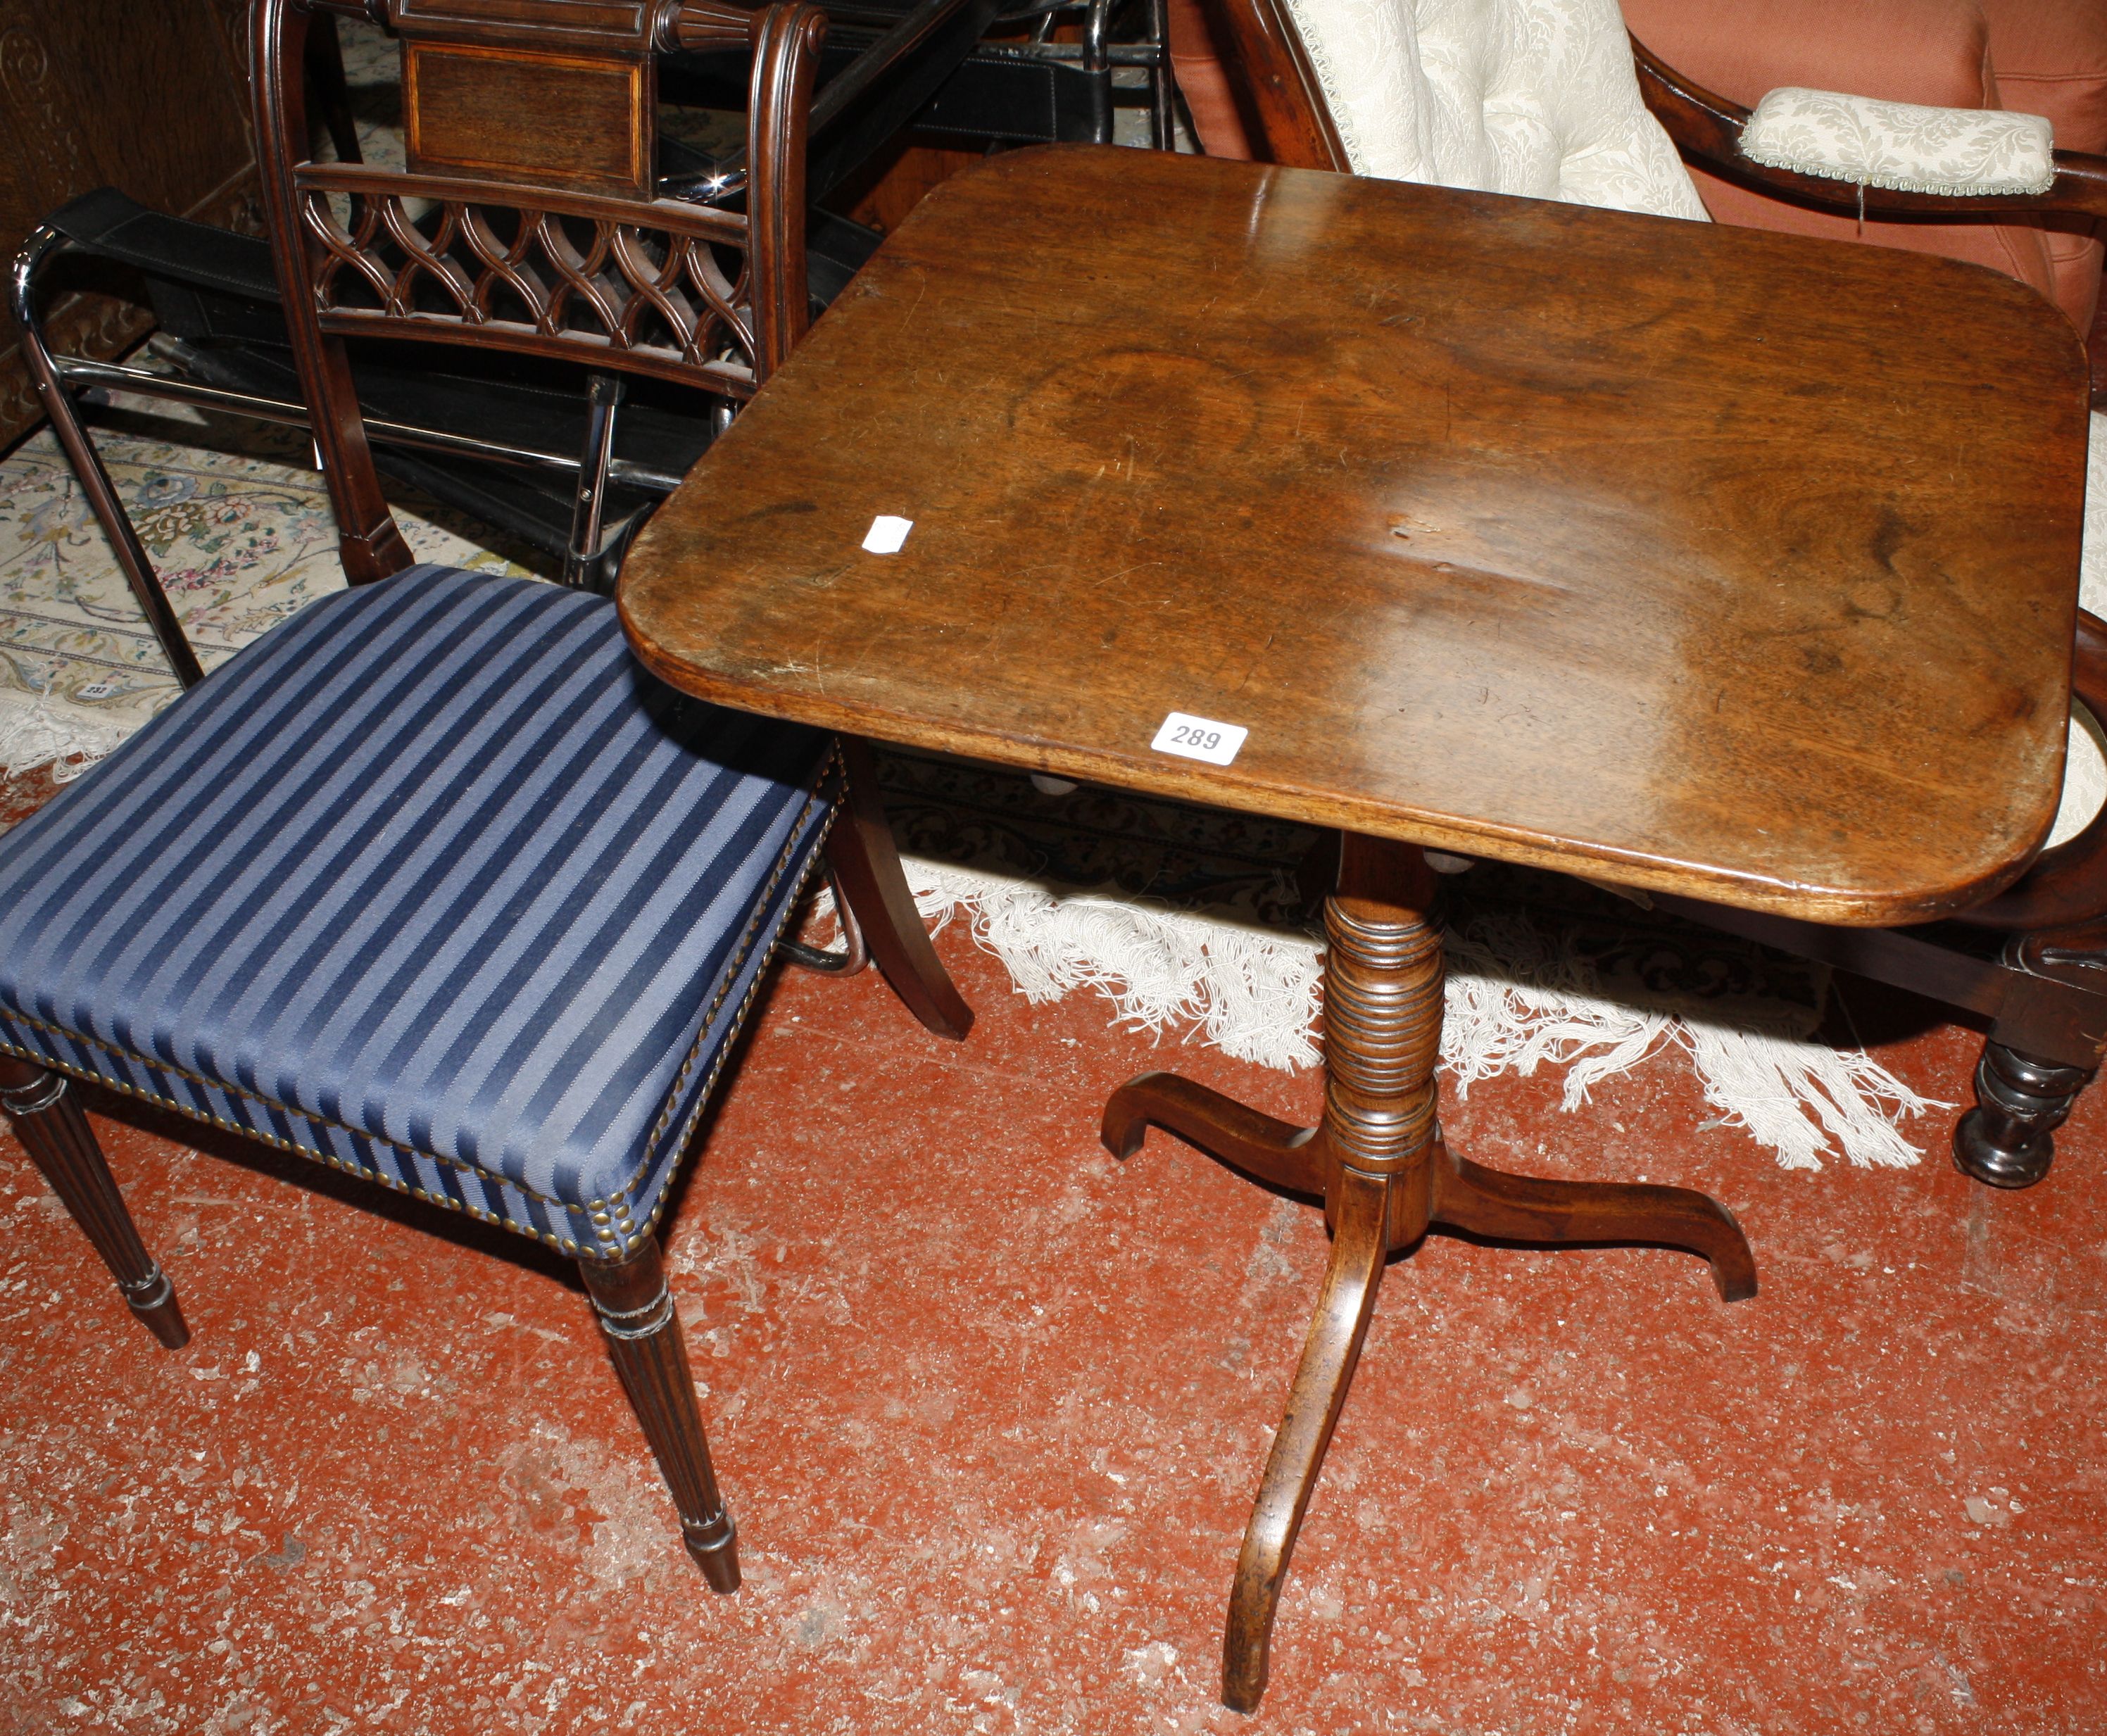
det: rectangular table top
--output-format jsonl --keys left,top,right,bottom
{"left": 619, "top": 146, "right": 2089, "bottom": 925}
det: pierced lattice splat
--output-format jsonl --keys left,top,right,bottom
{"left": 297, "top": 165, "right": 760, "bottom": 398}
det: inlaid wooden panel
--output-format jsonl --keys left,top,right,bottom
{"left": 620, "top": 147, "right": 2090, "bottom": 926}
{"left": 403, "top": 42, "right": 650, "bottom": 197}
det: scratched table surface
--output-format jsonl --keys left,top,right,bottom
{"left": 619, "top": 146, "right": 2089, "bottom": 926}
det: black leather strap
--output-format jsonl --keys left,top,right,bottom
{"left": 46, "top": 188, "right": 280, "bottom": 304}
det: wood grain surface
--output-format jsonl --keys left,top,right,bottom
{"left": 0, "top": 0, "right": 258, "bottom": 443}
{"left": 619, "top": 146, "right": 2089, "bottom": 924}
{"left": 403, "top": 42, "right": 652, "bottom": 197}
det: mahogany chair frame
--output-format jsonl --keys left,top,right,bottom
{"left": 1195, "top": 0, "right": 2107, "bottom": 1191}
{"left": 271, "top": 0, "right": 824, "bottom": 585}
{"left": 0, "top": 0, "right": 972, "bottom": 1599}
{"left": 11, "top": 0, "right": 1005, "bottom": 680}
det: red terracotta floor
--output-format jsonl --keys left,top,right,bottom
{"left": 1, "top": 831, "right": 2104, "bottom": 1732}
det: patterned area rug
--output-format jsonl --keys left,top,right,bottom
{"left": 0, "top": 410, "right": 531, "bottom": 774}
{"left": 0, "top": 18, "right": 539, "bottom": 774}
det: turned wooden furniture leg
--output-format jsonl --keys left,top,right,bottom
{"left": 1219, "top": 834, "right": 1446, "bottom": 1711}
{"left": 824, "top": 735, "right": 974, "bottom": 1041}
{"left": 580, "top": 1238, "right": 740, "bottom": 1592}
{"left": 1954, "top": 1043, "right": 2096, "bottom": 1190}
{"left": 0, "top": 1058, "right": 189, "bottom": 1349}
{"left": 1101, "top": 833, "right": 1757, "bottom": 1712}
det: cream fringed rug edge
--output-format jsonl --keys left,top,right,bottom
{"left": 0, "top": 417, "right": 528, "bottom": 781}
{"left": 812, "top": 861, "right": 1944, "bottom": 1173}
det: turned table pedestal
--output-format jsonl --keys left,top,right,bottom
{"left": 618, "top": 147, "right": 2086, "bottom": 1707}
{"left": 1102, "top": 834, "right": 1755, "bottom": 1705}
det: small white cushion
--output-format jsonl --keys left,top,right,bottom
{"left": 1740, "top": 87, "right": 2055, "bottom": 198}
{"left": 1280, "top": 0, "right": 1709, "bottom": 222}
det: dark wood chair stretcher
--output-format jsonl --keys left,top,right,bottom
{"left": 1185, "top": 0, "right": 2107, "bottom": 1193}
{"left": 616, "top": 146, "right": 2086, "bottom": 1708}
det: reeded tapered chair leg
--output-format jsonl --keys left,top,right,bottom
{"left": 0, "top": 1058, "right": 189, "bottom": 1348}
{"left": 580, "top": 1237, "right": 741, "bottom": 1592}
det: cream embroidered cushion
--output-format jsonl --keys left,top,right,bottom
{"left": 1278, "top": 0, "right": 1708, "bottom": 220}
{"left": 1740, "top": 87, "right": 2056, "bottom": 196}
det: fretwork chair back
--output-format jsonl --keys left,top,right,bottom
{"left": 272, "top": 0, "right": 830, "bottom": 590}
{"left": 0, "top": 0, "right": 971, "bottom": 1597}
{"left": 16, "top": 0, "right": 1174, "bottom": 684}
{"left": 11, "top": 0, "right": 915, "bottom": 689}
{"left": 1183, "top": 0, "right": 2107, "bottom": 1190}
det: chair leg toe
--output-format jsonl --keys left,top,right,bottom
{"left": 121, "top": 1265, "right": 192, "bottom": 1350}
{"left": 683, "top": 1507, "right": 742, "bottom": 1592}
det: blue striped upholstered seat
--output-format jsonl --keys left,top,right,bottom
{"left": 0, "top": 565, "right": 834, "bottom": 1259}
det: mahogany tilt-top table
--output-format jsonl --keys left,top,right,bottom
{"left": 619, "top": 146, "right": 2089, "bottom": 1710}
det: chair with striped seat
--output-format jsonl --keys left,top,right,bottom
{"left": 0, "top": 0, "right": 971, "bottom": 1593}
